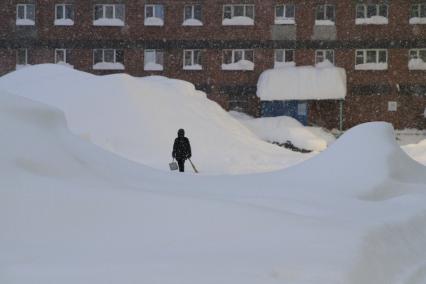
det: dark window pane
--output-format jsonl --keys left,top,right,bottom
{"left": 379, "top": 5, "right": 387, "bottom": 17}
{"left": 316, "top": 5, "right": 324, "bottom": 20}
{"left": 275, "top": 50, "right": 284, "bottom": 62}
{"left": 17, "top": 5, "right": 25, "bottom": 19}
{"left": 155, "top": 5, "right": 164, "bottom": 19}
{"left": 244, "top": 50, "right": 254, "bottom": 62}
{"left": 234, "top": 5, "right": 244, "bottom": 17}
{"left": 285, "top": 5, "right": 295, "bottom": 18}
{"left": 421, "top": 4, "right": 426, "bottom": 17}
{"left": 194, "top": 50, "right": 201, "bottom": 65}
{"left": 104, "top": 49, "right": 114, "bottom": 63}
{"left": 94, "top": 50, "right": 103, "bottom": 64}
{"left": 245, "top": 5, "right": 254, "bottom": 19}
{"left": 224, "top": 6, "right": 232, "bottom": 19}
{"left": 27, "top": 4, "right": 35, "bottom": 20}
{"left": 17, "top": 49, "right": 27, "bottom": 65}
{"left": 234, "top": 50, "right": 243, "bottom": 62}
{"left": 316, "top": 51, "right": 324, "bottom": 63}
{"left": 325, "top": 5, "right": 335, "bottom": 21}
{"left": 65, "top": 5, "right": 73, "bottom": 19}
{"left": 115, "top": 50, "right": 124, "bottom": 63}
{"left": 115, "top": 5, "right": 124, "bottom": 20}
{"left": 285, "top": 50, "right": 294, "bottom": 62}
{"left": 411, "top": 5, "right": 419, "bottom": 18}
{"left": 194, "top": 5, "right": 202, "bottom": 20}
{"left": 184, "top": 6, "right": 192, "bottom": 20}
{"left": 367, "top": 5, "right": 377, "bottom": 18}
{"left": 419, "top": 50, "right": 426, "bottom": 61}
{"left": 356, "top": 5, "right": 365, "bottom": 19}
{"left": 94, "top": 5, "right": 103, "bottom": 20}
{"left": 146, "top": 6, "right": 154, "bottom": 18}
{"left": 326, "top": 50, "right": 334, "bottom": 64}
{"left": 356, "top": 52, "right": 364, "bottom": 65}
{"left": 409, "top": 50, "right": 417, "bottom": 59}
{"left": 105, "top": 5, "right": 114, "bottom": 19}
{"left": 223, "top": 50, "right": 233, "bottom": 64}
{"left": 56, "top": 49, "right": 65, "bottom": 63}
{"left": 276, "top": 5, "right": 284, "bottom": 18}
{"left": 184, "top": 50, "right": 192, "bottom": 66}
{"left": 366, "top": 50, "right": 376, "bottom": 63}
{"left": 378, "top": 50, "right": 387, "bottom": 63}
{"left": 156, "top": 51, "right": 164, "bottom": 65}
{"left": 66, "top": 49, "right": 71, "bottom": 63}
{"left": 56, "top": 5, "right": 63, "bottom": 19}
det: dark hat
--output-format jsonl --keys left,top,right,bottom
{"left": 178, "top": 128, "right": 185, "bottom": 137}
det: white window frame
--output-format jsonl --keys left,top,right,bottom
{"left": 275, "top": 4, "right": 296, "bottom": 24}
{"left": 145, "top": 4, "right": 164, "bottom": 19}
{"left": 274, "top": 49, "right": 295, "bottom": 67}
{"left": 55, "top": 4, "right": 74, "bottom": 25}
{"left": 315, "top": 49, "right": 335, "bottom": 65}
{"left": 183, "top": 49, "right": 202, "bottom": 70}
{"left": 408, "top": 48, "right": 426, "bottom": 70}
{"left": 409, "top": 48, "right": 426, "bottom": 61}
{"left": 93, "top": 4, "right": 125, "bottom": 25}
{"left": 55, "top": 48, "right": 69, "bottom": 64}
{"left": 16, "top": 4, "right": 35, "bottom": 25}
{"left": 223, "top": 4, "right": 255, "bottom": 21}
{"left": 184, "top": 4, "right": 202, "bottom": 21}
{"left": 144, "top": 49, "right": 164, "bottom": 71}
{"left": 223, "top": 49, "right": 254, "bottom": 64}
{"left": 16, "top": 48, "right": 28, "bottom": 67}
{"left": 355, "top": 49, "right": 388, "bottom": 70}
{"left": 388, "top": 101, "right": 397, "bottom": 112}
{"left": 315, "top": 4, "right": 335, "bottom": 25}
{"left": 410, "top": 4, "right": 426, "bottom": 24}
{"left": 355, "top": 4, "right": 388, "bottom": 25}
{"left": 222, "top": 49, "right": 255, "bottom": 70}
{"left": 93, "top": 49, "right": 124, "bottom": 70}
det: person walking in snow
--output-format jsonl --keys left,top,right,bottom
{"left": 172, "top": 129, "right": 192, "bottom": 172}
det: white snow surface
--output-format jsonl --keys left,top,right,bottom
{"left": 222, "top": 60, "right": 255, "bottom": 71}
{"left": 355, "top": 16, "right": 388, "bottom": 25}
{"left": 410, "top": 17, "right": 426, "bottom": 24}
{"left": 54, "top": 19, "right": 74, "bottom": 26}
{"left": 93, "top": 18, "right": 125, "bottom": 26}
{"left": 315, "top": 19, "right": 335, "bottom": 26}
{"left": 145, "top": 17, "right": 164, "bottom": 26}
{"left": 16, "top": 19, "right": 35, "bottom": 25}
{"left": 274, "top": 18, "right": 295, "bottom": 25}
{"left": 1, "top": 91, "right": 426, "bottom": 284}
{"left": 408, "top": 58, "right": 426, "bottom": 70}
{"left": 182, "top": 18, "right": 203, "bottom": 26}
{"left": 222, "top": 16, "right": 254, "bottom": 26}
{"left": 0, "top": 64, "right": 308, "bottom": 174}
{"left": 355, "top": 63, "right": 388, "bottom": 70}
{"left": 93, "top": 62, "right": 125, "bottom": 70}
{"left": 230, "top": 111, "right": 330, "bottom": 151}
{"left": 402, "top": 140, "right": 426, "bottom": 166}
{"left": 257, "top": 65, "right": 347, "bottom": 101}
{"left": 144, "top": 62, "right": 164, "bottom": 71}
{"left": 183, "top": 64, "right": 203, "bottom": 70}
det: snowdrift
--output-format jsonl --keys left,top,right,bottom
{"left": 1, "top": 91, "right": 426, "bottom": 284}
{"left": 0, "top": 64, "right": 311, "bottom": 174}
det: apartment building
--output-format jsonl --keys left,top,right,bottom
{"left": 0, "top": 0, "right": 425, "bottom": 130}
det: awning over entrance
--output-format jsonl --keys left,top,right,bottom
{"left": 257, "top": 65, "right": 347, "bottom": 101}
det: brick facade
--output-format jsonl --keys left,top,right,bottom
{"left": 0, "top": 0, "right": 425, "bottom": 129}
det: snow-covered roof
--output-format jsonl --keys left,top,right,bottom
{"left": 257, "top": 65, "right": 347, "bottom": 101}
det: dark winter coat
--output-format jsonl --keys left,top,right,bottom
{"left": 172, "top": 136, "right": 192, "bottom": 160}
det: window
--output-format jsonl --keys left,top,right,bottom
{"left": 315, "top": 4, "right": 335, "bottom": 25}
{"left": 145, "top": 5, "right": 164, "bottom": 26}
{"left": 355, "top": 49, "right": 388, "bottom": 70}
{"left": 16, "top": 49, "right": 28, "bottom": 68}
{"left": 144, "top": 50, "right": 164, "bottom": 71}
{"left": 55, "top": 4, "right": 74, "bottom": 25}
{"left": 16, "top": 4, "right": 35, "bottom": 25}
{"left": 222, "top": 49, "right": 254, "bottom": 70}
{"left": 55, "top": 49, "right": 72, "bottom": 65}
{"left": 275, "top": 4, "right": 295, "bottom": 24}
{"left": 388, "top": 101, "right": 397, "bottom": 112}
{"left": 93, "top": 49, "right": 124, "bottom": 70}
{"left": 315, "top": 50, "right": 335, "bottom": 65}
{"left": 410, "top": 4, "right": 426, "bottom": 24}
{"left": 275, "top": 49, "right": 295, "bottom": 68}
{"left": 183, "top": 50, "right": 202, "bottom": 70}
{"left": 223, "top": 5, "right": 255, "bottom": 25}
{"left": 409, "top": 49, "right": 426, "bottom": 70}
{"left": 356, "top": 4, "right": 388, "bottom": 24}
{"left": 183, "top": 4, "right": 202, "bottom": 25}
{"left": 93, "top": 4, "right": 125, "bottom": 26}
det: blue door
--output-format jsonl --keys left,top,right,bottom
{"left": 261, "top": 100, "right": 309, "bottom": 125}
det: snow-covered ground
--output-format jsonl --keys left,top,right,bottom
{"left": 1, "top": 91, "right": 425, "bottom": 284}
{"left": 0, "top": 64, "right": 312, "bottom": 174}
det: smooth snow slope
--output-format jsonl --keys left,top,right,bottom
{"left": 1, "top": 92, "right": 426, "bottom": 284}
{"left": 0, "top": 64, "right": 309, "bottom": 174}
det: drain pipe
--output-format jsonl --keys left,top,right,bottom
{"left": 339, "top": 100, "right": 344, "bottom": 131}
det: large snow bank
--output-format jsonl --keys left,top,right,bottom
{"left": 1, "top": 94, "right": 425, "bottom": 284}
{"left": 257, "top": 65, "right": 347, "bottom": 101}
{"left": 402, "top": 139, "right": 426, "bottom": 166}
{"left": 0, "top": 64, "right": 308, "bottom": 174}
{"left": 230, "top": 111, "right": 331, "bottom": 151}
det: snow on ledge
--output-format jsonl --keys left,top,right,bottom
{"left": 16, "top": 19, "right": 35, "bottom": 26}
{"left": 356, "top": 16, "right": 388, "bottom": 25}
{"left": 222, "top": 60, "right": 254, "bottom": 71}
{"left": 315, "top": 20, "right": 335, "bottom": 26}
{"left": 183, "top": 64, "right": 202, "bottom": 71}
{"left": 222, "top": 16, "right": 254, "bottom": 26}
{"left": 408, "top": 59, "right": 426, "bottom": 70}
{"left": 182, "top": 19, "right": 203, "bottom": 26}
{"left": 54, "top": 19, "right": 74, "bottom": 26}
{"left": 410, "top": 17, "right": 426, "bottom": 24}
{"left": 56, "top": 62, "right": 74, "bottom": 68}
{"left": 257, "top": 65, "right": 347, "bottom": 101}
{"left": 145, "top": 17, "right": 164, "bottom": 26}
{"left": 93, "top": 18, "right": 125, "bottom": 26}
{"left": 93, "top": 62, "right": 125, "bottom": 70}
{"left": 275, "top": 18, "right": 295, "bottom": 25}
{"left": 144, "top": 63, "right": 164, "bottom": 71}
{"left": 355, "top": 63, "right": 388, "bottom": 70}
